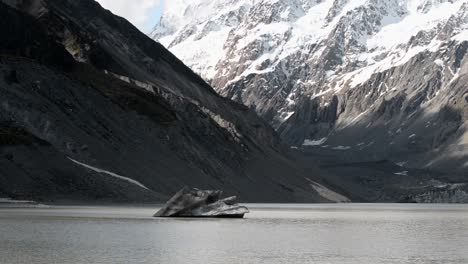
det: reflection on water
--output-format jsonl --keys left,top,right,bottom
{"left": 1, "top": 204, "right": 468, "bottom": 264}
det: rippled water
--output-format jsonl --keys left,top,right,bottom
{"left": 1, "top": 204, "right": 468, "bottom": 264}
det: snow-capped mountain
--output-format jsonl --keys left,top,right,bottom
{"left": 0, "top": 0, "right": 338, "bottom": 203}
{"left": 153, "top": 0, "right": 468, "bottom": 173}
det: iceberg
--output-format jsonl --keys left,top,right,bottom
{"left": 154, "top": 187, "right": 249, "bottom": 218}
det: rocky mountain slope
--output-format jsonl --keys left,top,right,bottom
{"left": 153, "top": 0, "right": 468, "bottom": 175}
{"left": 0, "top": 0, "right": 335, "bottom": 203}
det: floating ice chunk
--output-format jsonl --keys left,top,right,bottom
{"left": 154, "top": 187, "right": 249, "bottom": 218}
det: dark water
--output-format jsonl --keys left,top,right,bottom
{"left": 1, "top": 204, "right": 467, "bottom": 264}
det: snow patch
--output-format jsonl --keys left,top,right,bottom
{"left": 394, "top": 171, "right": 409, "bottom": 176}
{"left": 0, "top": 198, "right": 47, "bottom": 208}
{"left": 68, "top": 158, "right": 150, "bottom": 190}
{"left": 201, "top": 107, "right": 242, "bottom": 141}
{"left": 396, "top": 161, "right": 408, "bottom": 167}
{"left": 305, "top": 178, "right": 351, "bottom": 203}
{"left": 434, "top": 59, "right": 444, "bottom": 66}
{"left": 332, "top": 145, "right": 352, "bottom": 150}
{"left": 303, "top": 137, "right": 328, "bottom": 146}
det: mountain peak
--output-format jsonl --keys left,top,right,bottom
{"left": 152, "top": 0, "right": 468, "bottom": 173}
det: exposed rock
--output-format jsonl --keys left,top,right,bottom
{"left": 409, "top": 184, "right": 468, "bottom": 203}
{"left": 4, "top": 69, "right": 19, "bottom": 85}
{"left": 153, "top": 0, "right": 468, "bottom": 174}
{"left": 0, "top": 0, "right": 334, "bottom": 203}
{"left": 154, "top": 187, "right": 249, "bottom": 218}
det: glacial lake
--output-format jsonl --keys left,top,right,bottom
{"left": 1, "top": 204, "right": 468, "bottom": 264}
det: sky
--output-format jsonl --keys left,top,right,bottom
{"left": 96, "top": 0, "right": 164, "bottom": 33}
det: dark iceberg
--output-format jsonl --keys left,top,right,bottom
{"left": 154, "top": 187, "right": 249, "bottom": 218}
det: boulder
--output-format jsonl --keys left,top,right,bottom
{"left": 154, "top": 187, "right": 249, "bottom": 218}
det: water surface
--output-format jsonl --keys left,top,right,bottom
{"left": 1, "top": 204, "right": 467, "bottom": 264}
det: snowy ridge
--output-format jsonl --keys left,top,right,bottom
{"left": 152, "top": 0, "right": 468, "bottom": 122}
{"left": 152, "top": 0, "right": 254, "bottom": 80}
{"left": 152, "top": 0, "right": 468, "bottom": 172}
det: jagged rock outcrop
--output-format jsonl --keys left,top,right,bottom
{"left": 153, "top": 0, "right": 468, "bottom": 175}
{"left": 402, "top": 183, "right": 468, "bottom": 203}
{"left": 0, "top": 0, "right": 334, "bottom": 203}
{"left": 154, "top": 187, "right": 249, "bottom": 218}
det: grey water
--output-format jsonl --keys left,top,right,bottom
{"left": 1, "top": 204, "right": 468, "bottom": 264}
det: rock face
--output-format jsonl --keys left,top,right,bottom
{"left": 154, "top": 187, "right": 249, "bottom": 218}
{"left": 0, "top": 0, "right": 334, "bottom": 203}
{"left": 410, "top": 183, "right": 468, "bottom": 203}
{"left": 153, "top": 0, "right": 468, "bottom": 175}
